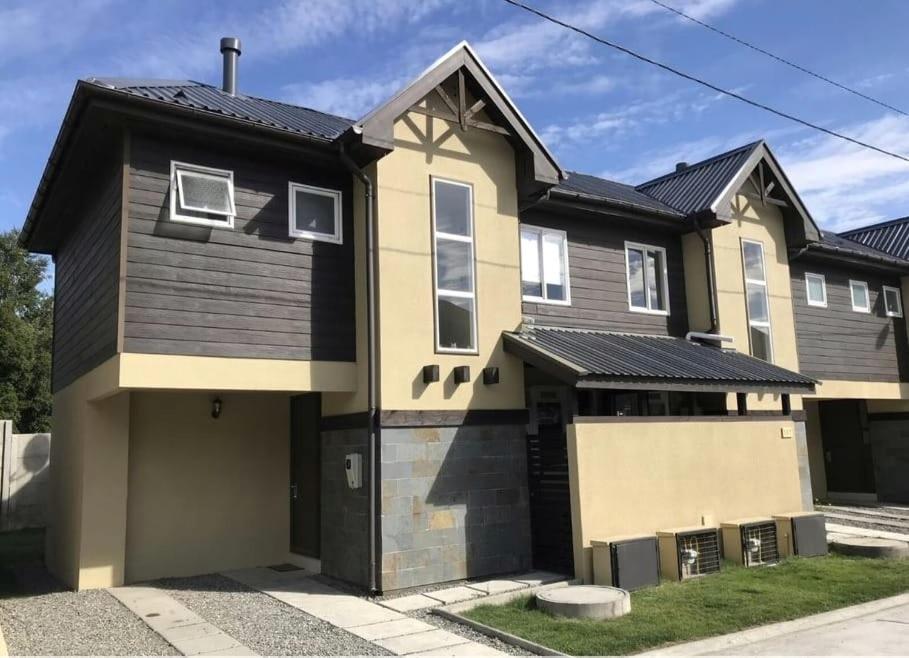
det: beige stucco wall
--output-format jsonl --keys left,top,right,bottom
{"left": 568, "top": 418, "right": 804, "bottom": 583}
{"left": 370, "top": 105, "right": 525, "bottom": 411}
{"left": 807, "top": 380, "right": 909, "bottom": 401}
{"left": 681, "top": 231, "right": 712, "bottom": 334}
{"left": 712, "top": 191, "right": 802, "bottom": 412}
{"left": 125, "top": 391, "right": 289, "bottom": 583}
{"left": 46, "top": 360, "right": 130, "bottom": 590}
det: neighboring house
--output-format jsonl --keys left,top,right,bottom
{"left": 23, "top": 39, "right": 831, "bottom": 593}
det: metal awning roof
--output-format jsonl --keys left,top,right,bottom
{"left": 503, "top": 327, "right": 816, "bottom": 394}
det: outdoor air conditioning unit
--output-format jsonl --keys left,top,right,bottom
{"left": 721, "top": 518, "right": 779, "bottom": 567}
{"left": 774, "top": 512, "right": 828, "bottom": 558}
{"left": 657, "top": 527, "right": 721, "bottom": 581}
{"left": 591, "top": 535, "right": 660, "bottom": 591}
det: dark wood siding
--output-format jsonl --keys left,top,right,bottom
{"left": 790, "top": 259, "right": 909, "bottom": 381}
{"left": 520, "top": 208, "right": 688, "bottom": 336}
{"left": 52, "top": 163, "right": 121, "bottom": 392}
{"left": 124, "top": 132, "right": 355, "bottom": 361}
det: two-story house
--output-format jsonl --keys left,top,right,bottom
{"left": 22, "top": 39, "right": 821, "bottom": 592}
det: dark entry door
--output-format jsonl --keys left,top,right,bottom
{"left": 819, "top": 399, "right": 876, "bottom": 494}
{"left": 526, "top": 388, "right": 574, "bottom": 574}
{"left": 290, "top": 394, "right": 321, "bottom": 558}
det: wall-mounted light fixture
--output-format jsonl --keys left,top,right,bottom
{"left": 211, "top": 398, "right": 223, "bottom": 419}
{"left": 453, "top": 366, "right": 471, "bottom": 384}
{"left": 422, "top": 364, "right": 440, "bottom": 384}
{"left": 483, "top": 367, "right": 500, "bottom": 385}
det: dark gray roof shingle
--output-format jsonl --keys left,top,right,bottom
{"left": 635, "top": 141, "right": 762, "bottom": 215}
{"left": 85, "top": 78, "right": 354, "bottom": 141}
{"left": 839, "top": 216, "right": 909, "bottom": 261}
{"left": 504, "top": 326, "right": 815, "bottom": 392}
{"left": 554, "top": 171, "right": 683, "bottom": 217}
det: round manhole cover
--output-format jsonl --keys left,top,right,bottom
{"left": 536, "top": 585, "right": 631, "bottom": 620}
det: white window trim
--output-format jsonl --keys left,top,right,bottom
{"left": 288, "top": 181, "right": 343, "bottom": 244}
{"left": 804, "top": 272, "right": 827, "bottom": 308}
{"left": 521, "top": 224, "right": 572, "bottom": 306}
{"left": 849, "top": 279, "right": 871, "bottom": 313}
{"left": 741, "top": 239, "right": 774, "bottom": 362}
{"left": 169, "top": 161, "right": 236, "bottom": 228}
{"left": 624, "top": 241, "right": 670, "bottom": 316}
{"left": 431, "top": 176, "right": 479, "bottom": 355}
{"left": 883, "top": 285, "right": 903, "bottom": 318}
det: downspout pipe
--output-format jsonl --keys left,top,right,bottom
{"left": 693, "top": 215, "right": 718, "bottom": 333}
{"left": 339, "top": 144, "right": 379, "bottom": 594}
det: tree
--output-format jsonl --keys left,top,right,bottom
{"left": 0, "top": 229, "right": 53, "bottom": 433}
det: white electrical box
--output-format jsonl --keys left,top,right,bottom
{"left": 345, "top": 453, "right": 362, "bottom": 489}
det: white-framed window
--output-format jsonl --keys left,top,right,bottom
{"left": 741, "top": 239, "right": 773, "bottom": 362}
{"left": 805, "top": 272, "right": 827, "bottom": 307}
{"left": 169, "top": 161, "right": 236, "bottom": 228}
{"left": 431, "top": 177, "right": 477, "bottom": 353}
{"left": 624, "top": 242, "right": 670, "bottom": 315}
{"left": 850, "top": 280, "right": 871, "bottom": 313}
{"left": 288, "top": 182, "right": 342, "bottom": 244}
{"left": 521, "top": 225, "right": 570, "bottom": 305}
{"left": 883, "top": 285, "right": 903, "bottom": 318}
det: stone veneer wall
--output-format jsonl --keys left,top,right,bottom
{"left": 321, "top": 427, "right": 370, "bottom": 587}
{"left": 379, "top": 424, "right": 532, "bottom": 591}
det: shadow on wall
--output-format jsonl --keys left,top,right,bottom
{"left": 1, "top": 422, "right": 51, "bottom": 532}
{"left": 380, "top": 422, "right": 532, "bottom": 591}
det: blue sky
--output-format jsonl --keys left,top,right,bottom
{"left": 4, "top": 0, "right": 909, "bottom": 254}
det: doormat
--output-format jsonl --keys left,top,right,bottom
{"left": 268, "top": 563, "right": 304, "bottom": 572}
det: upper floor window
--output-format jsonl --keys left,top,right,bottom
{"left": 850, "top": 280, "right": 870, "bottom": 313}
{"left": 742, "top": 239, "right": 772, "bottom": 361}
{"left": 288, "top": 182, "right": 342, "bottom": 244}
{"left": 883, "top": 285, "right": 903, "bottom": 318}
{"left": 625, "top": 242, "right": 669, "bottom": 315}
{"left": 170, "top": 161, "right": 235, "bottom": 228}
{"left": 805, "top": 272, "right": 827, "bottom": 307}
{"left": 521, "top": 226, "right": 570, "bottom": 305}
{"left": 432, "top": 177, "right": 477, "bottom": 353}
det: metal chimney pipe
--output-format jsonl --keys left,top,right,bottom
{"left": 220, "top": 37, "right": 241, "bottom": 96}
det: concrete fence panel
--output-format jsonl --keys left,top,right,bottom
{"left": 1, "top": 420, "right": 52, "bottom": 531}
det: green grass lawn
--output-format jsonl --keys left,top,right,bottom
{"left": 465, "top": 555, "right": 909, "bottom": 655}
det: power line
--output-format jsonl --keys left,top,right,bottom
{"left": 648, "top": 0, "right": 908, "bottom": 117}
{"left": 501, "top": 0, "right": 909, "bottom": 164}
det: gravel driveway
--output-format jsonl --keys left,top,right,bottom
{"left": 154, "top": 573, "right": 389, "bottom": 656}
{"left": 0, "top": 565, "right": 174, "bottom": 656}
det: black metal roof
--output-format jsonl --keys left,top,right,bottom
{"left": 635, "top": 141, "right": 762, "bottom": 215}
{"left": 85, "top": 78, "right": 354, "bottom": 141}
{"left": 503, "top": 326, "right": 815, "bottom": 393}
{"left": 839, "top": 216, "right": 909, "bottom": 261}
{"left": 803, "top": 230, "right": 909, "bottom": 270}
{"left": 554, "top": 171, "right": 684, "bottom": 218}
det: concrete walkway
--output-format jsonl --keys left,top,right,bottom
{"left": 107, "top": 585, "right": 255, "bottom": 656}
{"left": 644, "top": 593, "right": 909, "bottom": 656}
{"left": 223, "top": 567, "right": 510, "bottom": 656}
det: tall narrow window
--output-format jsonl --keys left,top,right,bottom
{"left": 170, "top": 161, "right": 236, "bottom": 228}
{"left": 432, "top": 178, "right": 477, "bottom": 353}
{"left": 805, "top": 272, "right": 827, "bottom": 307}
{"left": 850, "top": 280, "right": 871, "bottom": 313}
{"left": 521, "top": 226, "right": 570, "bottom": 304}
{"left": 625, "top": 242, "right": 669, "bottom": 314}
{"left": 742, "top": 239, "right": 772, "bottom": 361}
{"left": 883, "top": 285, "right": 903, "bottom": 318}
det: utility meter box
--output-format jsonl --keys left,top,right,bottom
{"left": 345, "top": 453, "right": 363, "bottom": 489}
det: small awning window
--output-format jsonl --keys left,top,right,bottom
{"left": 503, "top": 327, "right": 815, "bottom": 394}
{"left": 170, "top": 161, "right": 236, "bottom": 228}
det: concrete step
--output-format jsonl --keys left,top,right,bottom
{"left": 817, "top": 505, "right": 909, "bottom": 522}
{"left": 821, "top": 511, "right": 909, "bottom": 532}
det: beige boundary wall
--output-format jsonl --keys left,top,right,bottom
{"left": 567, "top": 417, "right": 805, "bottom": 583}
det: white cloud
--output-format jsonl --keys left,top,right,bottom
{"left": 282, "top": 76, "right": 407, "bottom": 119}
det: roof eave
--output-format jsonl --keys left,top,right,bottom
{"left": 796, "top": 241, "right": 909, "bottom": 273}
{"left": 546, "top": 187, "right": 685, "bottom": 222}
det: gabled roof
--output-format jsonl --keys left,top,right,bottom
{"left": 840, "top": 216, "right": 909, "bottom": 261}
{"left": 84, "top": 78, "right": 354, "bottom": 141}
{"left": 553, "top": 171, "right": 684, "bottom": 218}
{"left": 502, "top": 326, "right": 815, "bottom": 394}
{"left": 636, "top": 141, "right": 761, "bottom": 216}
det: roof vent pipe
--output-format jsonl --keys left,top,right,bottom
{"left": 220, "top": 37, "right": 241, "bottom": 96}
{"left": 676, "top": 162, "right": 689, "bottom": 172}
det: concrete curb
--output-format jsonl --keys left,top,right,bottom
{"left": 0, "top": 620, "right": 8, "bottom": 657}
{"left": 639, "top": 592, "right": 909, "bottom": 656}
{"left": 432, "top": 580, "right": 579, "bottom": 656}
